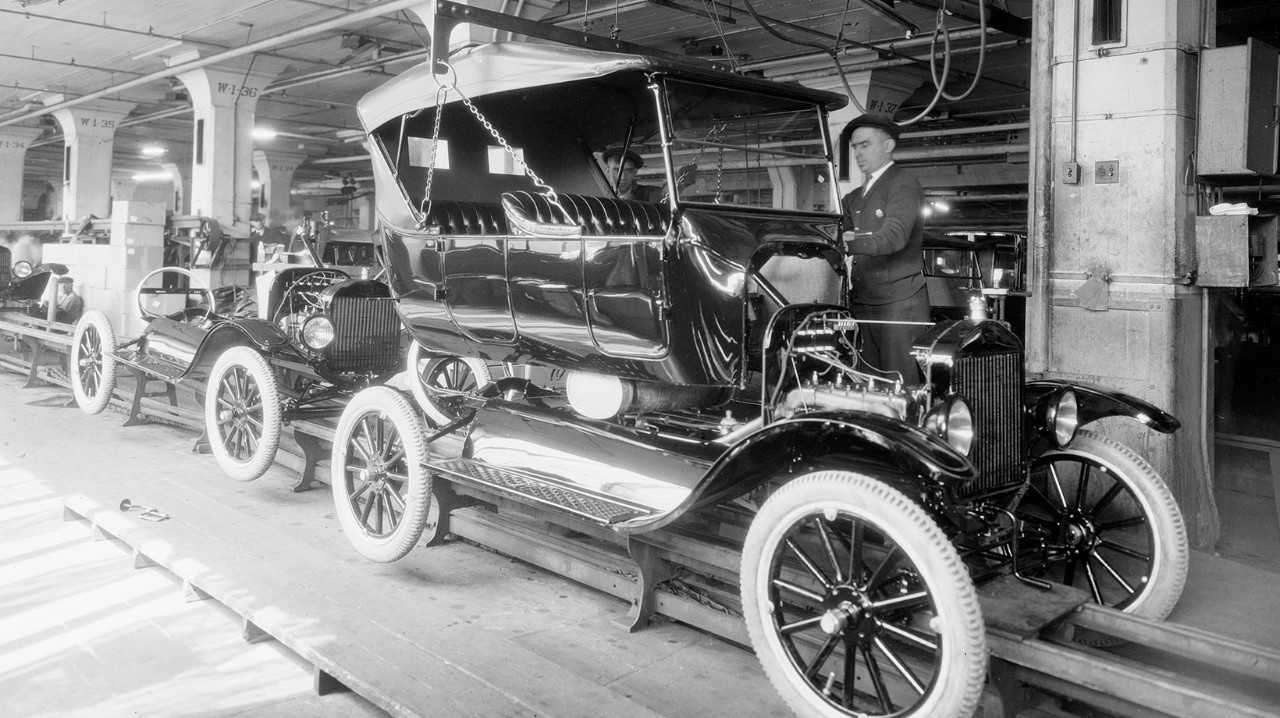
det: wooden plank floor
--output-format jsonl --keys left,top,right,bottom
{"left": 0, "top": 371, "right": 788, "bottom": 718}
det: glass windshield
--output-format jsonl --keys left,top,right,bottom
{"left": 662, "top": 78, "right": 833, "bottom": 212}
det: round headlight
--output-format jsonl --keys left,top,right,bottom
{"left": 301, "top": 315, "right": 334, "bottom": 350}
{"left": 924, "top": 396, "right": 974, "bottom": 456}
{"left": 1049, "top": 389, "right": 1079, "bottom": 448}
{"left": 12, "top": 261, "right": 32, "bottom": 278}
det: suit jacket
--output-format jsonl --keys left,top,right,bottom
{"left": 840, "top": 163, "right": 926, "bottom": 305}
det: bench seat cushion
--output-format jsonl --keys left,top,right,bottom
{"left": 426, "top": 200, "right": 508, "bottom": 235}
{"left": 501, "top": 191, "right": 670, "bottom": 237}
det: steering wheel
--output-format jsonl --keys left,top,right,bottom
{"left": 134, "top": 267, "right": 216, "bottom": 322}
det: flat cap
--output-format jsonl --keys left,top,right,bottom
{"left": 844, "top": 113, "right": 901, "bottom": 141}
{"left": 601, "top": 142, "right": 645, "bottom": 168}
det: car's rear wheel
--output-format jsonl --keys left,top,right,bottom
{"left": 741, "top": 471, "right": 987, "bottom": 718}
{"left": 70, "top": 310, "right": 118, "bottom": 415}
{"left": 407, "top": 340, "right": 492, "bottom": 427}
{"left": 331, "top": 386, "right": 431, "bottom": 562}
{"left": 205, "top": 346, "right": 282, "bottom": 481}
{"left": 1017, "top": 429, "right": 1188, "bottom": 631}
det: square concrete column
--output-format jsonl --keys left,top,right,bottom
{"left": 46, "top": 98, "right": 136, "bottom": 222}
{"left": 169, "top": 51, "right": 289, "bottom": 237}
{"left": 1030, "top": 0, "right": 1216, "bottom": 546}
{"left": 252, "top": 149, "right": 309, "bottom": 227}
{"left": 0, "top": 126, "right": 43, "bottom": 221}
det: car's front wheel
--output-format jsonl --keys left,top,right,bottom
{"left": 70, "top": 310, "right": 118, "bottom": 415}
{"left": 741, "top": 470, "right": 987, "bottom": 718}
{"left": 205, "top": 346, "right": 282, "bottom": 481}
{"left": 1017, "top": 429, "right": 1189, "bottom": 626}
{"left": 331, "top": 386, "right": 431, "bottom": 562}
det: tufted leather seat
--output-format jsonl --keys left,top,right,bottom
{"left": 501, "top": 191, "right": 670, "bottom": 237}
{"left": 425, "top": 200, "right": 508, "bottom": 235}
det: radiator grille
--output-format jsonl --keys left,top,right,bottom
{"left": 329, "top": 296, "right": 401, "bottom": 372}
{"left": 952, "top": 351, "right": 1024, "bottom": 497}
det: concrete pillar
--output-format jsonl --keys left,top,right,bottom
{"left": 169, "top": 51, "right": 288, "bottom": 235}
{"left": 252, "top": 149, "right": 308, "bottom": 227}
{"left": 1030, "top": 0, "right": 1216, "bottom": 546}
{"left": 46, "top": 98, "right": 135, "bottom": 221}
{"left": 161, "top": 161, "right": 189, "bottom": 214}
{"left": 0, "top": 126, "right": 42, "bottom": 221}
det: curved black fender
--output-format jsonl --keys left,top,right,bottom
{"left": 1025, "top": 379, "right": 1180, "bottom": 435}
{"left": 617, "top": 411, "right": 978, "bottom": 534}
{"left": 191, "top": 318, "right": 311, "bottom": 372}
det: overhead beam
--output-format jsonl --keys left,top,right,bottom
{"left": 0, "top": 0, "right": 436, "bottom": 131}
{"left": 898, "top": 0, "right": 1032, "bottom": 38}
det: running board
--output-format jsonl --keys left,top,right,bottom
{"left": 115, "top": 348, "right": 187, "bottom": 381}
{"left": 428, "top": 457, "right": 660, "bottom": 526}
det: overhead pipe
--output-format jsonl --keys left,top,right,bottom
{"left": 0, "top": 0, "right": 435, "bottom": 131}
{"left": 895, "top": 142, "right": 1028, "bottom": 161}
{"left": 766, "top": 38, "right": 1024, "bottom": 84}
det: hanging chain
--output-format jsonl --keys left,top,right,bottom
{"left": 714, "top": 146, "right": 724, "bottom": 203}
{"left": 441, "top": 69, "right": 569, "bottom": 218}
{"left": 418, "top": 84, "right": 449, "bottom": 224}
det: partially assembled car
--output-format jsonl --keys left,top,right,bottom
{"left": 332, "top": 14, "right": 1188, "bottom": 718}
{"left": 68, "top": 234, "right": 400, "bottom": 482}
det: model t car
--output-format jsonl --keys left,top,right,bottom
{"left": 68, "top": 233, "right": 400, "bottom": 482}
{"left": 331, "top": 11, "right": 1188, "bottom": 717}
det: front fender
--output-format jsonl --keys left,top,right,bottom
{"left": 1025, "top": 379, "right": 1180, "bottom": 434}
{"left": 617, "top": 411, "right": 977, "bottom": 533}
{"left": 192, "top": 319, "right": 309, "bottom": 370}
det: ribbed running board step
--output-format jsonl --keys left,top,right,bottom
{"left": 115, "top": 349, "right": 186, "bottom": 381}
{"left": 429, "top": 457, "right": 657, "bottom": 526}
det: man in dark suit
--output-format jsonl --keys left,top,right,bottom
{"left": 839, "top": 113, "right": 930, "bottom": 382}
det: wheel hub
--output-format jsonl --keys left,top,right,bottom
{"left": 820, "top": 586, "right": 873, "bottom": 638}
{"left": 1063, "top": 514, "right": 1099, "bottom": 552}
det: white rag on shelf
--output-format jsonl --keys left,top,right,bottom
{"left": 1209, "top": 202, "right": 1259, "bottom": 216}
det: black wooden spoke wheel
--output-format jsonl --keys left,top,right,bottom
{"left": 407, "top": 341, "right": 492, "bottom": 427}
{"left": 742, "top": 471, "right": 986, "bottom": 718}
{"left": 205, "top": 346, "right": 282, "bottom": 482}
{"left": 70, "top": 310, "right": 118, "bottom": 415}
{"left": 332, "top": 387, "right": 431, "bottom": 562}
{"left": 1017, "top": 430, "right": 1187, "bottom": 629}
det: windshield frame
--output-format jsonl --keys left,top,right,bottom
{"left": 654, "top": 75, "right": 842, "bottom": 216}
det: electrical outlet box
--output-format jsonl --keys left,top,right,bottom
{"left": 1062, "top": 161, "right": 1080, "bottom": 184}
{"left": 1096, "top": 160, "right": 1120, "bottom": 183}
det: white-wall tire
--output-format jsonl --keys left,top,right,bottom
{"left": 204, "top": 346, "right": 282, "bottom": 482}
{"left": 331, "top": 386, "right": 431, "bottom": 562}
{"left": 741, "top": 470, "right": 987, "bottom": 718}
{"left": 70, "top": 310, "right": 118, "bottom": 415}
{"left": 406, "top": 340, "right": 492, "bottom": 427}
{"left": 1019, "top": 429, "right": 1188, "bottom": 628}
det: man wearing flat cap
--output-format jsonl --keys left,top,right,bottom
{"left": 602, "top": 143, "right": 662, "bottom": 203}
{"left": 600, "top": 143, "right": 697, "bottom": 203}
{"left": 839, "top": 112, "right": 929, "bottom": 381}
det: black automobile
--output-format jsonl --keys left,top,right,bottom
{"left": 329, "top": 13, "right": 1189, "bottom": 718}
{"left": 69, "top": 249, "right": 400, "bottom": 482}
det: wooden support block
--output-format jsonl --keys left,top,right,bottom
{"left": 132, "top": 549, "right": 157, "bottom": 569}
{"left": 90, "top": 523, "right": 112, "bottom": 542}
{"left": 313, "top": 667, "right": 350, "bottom": 696}
{"left": 62, "top": 505, "right": 84, "bottom": 523}
{"left": 183, "top": 580, "right": 210, "bottom": 603}
{"left": 242, "top": 619, "right": 274, "bottom": 644}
